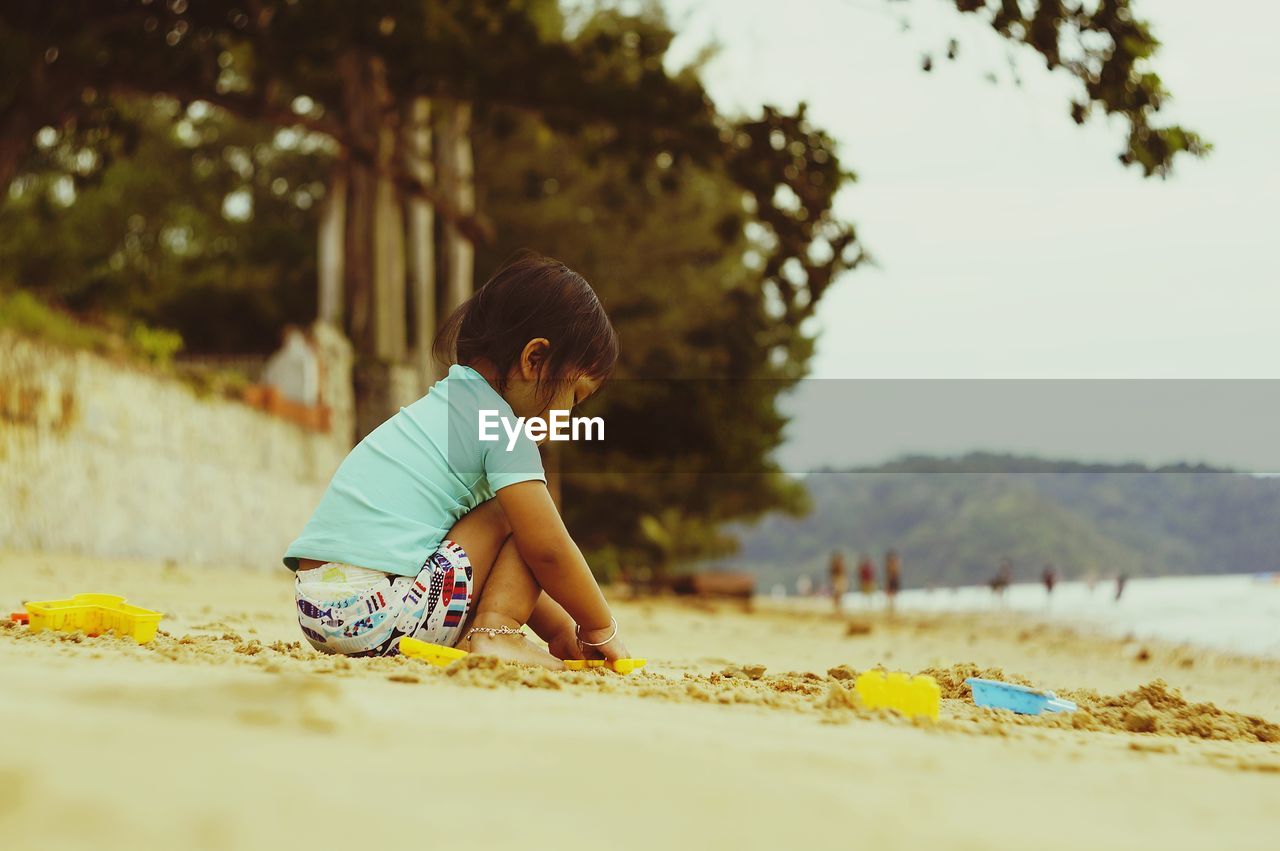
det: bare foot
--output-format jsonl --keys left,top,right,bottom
{"left": 469, "top": 633, "right": 565, "bottom": 671}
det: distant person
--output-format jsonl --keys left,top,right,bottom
{"left": 1115, "top": 573, "right": 1129, "bottom": 602}
{"left": 1042, "top": 564, "right": 1057, "bottom": 597}
{"left": 884, "top": 549, "right": 902, "bottom": 613}
{"left": 829, "top": 551, "right": 848, "bottom": 613}
{"left": 990, "top": 558, "right": 1013, "bottom": 602}
{"left": 1085, "top": 570, "right": 1099, "bottom": 593}
{"left": 857, "top": 554, "right": 876, "bottom": 598}
{"left": 262, "top": 324, "right": 320, "bottom": 405}
{"left": 302, "top": 324, "right": 327, "bottom": 406}
{"left": 796, "top": 574, "right": 813, "bottom": 597}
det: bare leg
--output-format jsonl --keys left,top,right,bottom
{"left": 443, "top": 498, "right": 513, "bottom": 597}
{"left": 440, "top": 499, "right": 563, "bottom": 669}
{"left": 527, "top": 592, "right": 574, "bottom": 643}
{"left": 462, "top": 537, "right": 563, "bottom": 669}
{"left": 527, "top": 592, "right": 579, "bottom": 660}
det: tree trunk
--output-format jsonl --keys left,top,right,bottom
{"left": 340, "top": 52, "right": 410, "bottom": 439}
{"left": 373, "top": 101, "right": 406, "bottom": 363}
{"left": 404, "top": 97, "right": 438, "bottom": 386}
{"left": 339, "top": 52, "right": 378, "bottom": 360}
{"left": 317, "top": 162, "right": 347, "bottom": 326}
{"left": 438, "top": 101, "right": 475, "bottom": 314}
{"left": 0, "top": 131, "right": 29, "bottom": 202}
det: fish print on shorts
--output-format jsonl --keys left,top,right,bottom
{"left": 341, "top": 610, "right": 389, "bottom": 638}
{"left": 439, "top": 567, "right": 455, "bottom": 606}
{"left": 403, "top": 578, "right": 427, "bottom": 608}
{"left": 300, "top": 625, "right": 326, "bottom": 644}
{"left": 297, "top": 599, "right": 333, "bottom": 621}
{"left": 424, "top": 568, "right": 445, "bottom": 622}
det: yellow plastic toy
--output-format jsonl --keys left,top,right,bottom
{"left": 854, "top": 669, "right": 941, "bottom": 721}
{"left": 398, "top": 636, "right": 469, "bottom": 666}
{"left": 563, "top": 658, "right": 647, "bottom": 674}
{"left": 24, "top": 593, "right": 164, "bottom": 644}
{"left": 397, "top": 636, "right": 645, "bottom": 674}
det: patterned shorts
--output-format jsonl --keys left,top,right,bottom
{"left": 294, "top": 540, "right": 473, "bottom": 657}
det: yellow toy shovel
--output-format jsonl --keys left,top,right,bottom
{"left": 564, "top": 658, "right": 647, "bottom": 674}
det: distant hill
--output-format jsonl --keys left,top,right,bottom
{"left": 726, "top": 453, "right": 1280, "bottom": 590}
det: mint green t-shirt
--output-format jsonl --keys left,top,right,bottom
{"left": 283, "top": 364, "right": 546, "bottom": 576}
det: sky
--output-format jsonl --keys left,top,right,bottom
{"left": 660, "top": 0, "right": 1280, "bottom": 470}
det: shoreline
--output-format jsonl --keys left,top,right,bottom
{"left": 808, "top": 572, "right": 1280, "bottom": 659}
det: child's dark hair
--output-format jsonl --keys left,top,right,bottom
{"left": 433, "top": 251, "right": 619, "bottom": 397}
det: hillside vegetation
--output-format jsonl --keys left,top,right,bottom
{"left": 728, "top": 454, "right": 1280, "bottom": 590}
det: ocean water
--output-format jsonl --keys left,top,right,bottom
{"left": 840, "top": 573, "right": 1280, "bottom": 658}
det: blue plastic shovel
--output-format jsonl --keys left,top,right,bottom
{"left": 965, "top": 677, "right": 1078, "bottom": 715}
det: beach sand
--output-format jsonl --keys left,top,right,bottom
{"left": 2, "top": 550, "right": 1278, "bottom": 850}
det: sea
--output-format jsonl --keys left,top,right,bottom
{"left": 838, "top": 573, "right": 1280, "bottom": 659}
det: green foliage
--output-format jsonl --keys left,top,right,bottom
{"left": 126, "top": 321, "right": 183, "bottom": 366}
{"left": 0, "top": 288, "right": 186, "bottom": 366}
{"left": 0, "top": 95, "right": 325, "bottom": 353}
{"left": 940, "top": 0, "right": 1210, "bottom": 176}
{"left": 474, "top": 100, "right": 811, "bottom": 573}
{"left": 468, "top": 6, "right": 863, "bottom": 574}
{"left": 0, "top": 289, "right": 115, "bottom": 352}
{"left": 731, "top": 454, "right": 1280, "bottom": 589}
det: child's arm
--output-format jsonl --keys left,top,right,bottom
{"left": 496, "top": 480, "right": 630, "bottom": 660}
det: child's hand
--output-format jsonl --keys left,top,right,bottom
{"left": 547, "top": 625, "right": 585, "bottom": 661}
{"left": 577, "top": 622, "right": 631, "bottom": 662}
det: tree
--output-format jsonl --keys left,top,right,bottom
{"left": 1, "top": 0, "right": 731, "bottom": 431}
{"left": 0, "top": 95, "right": 327, "bottom": 349}
{"left": 0, "top": 0, "right": 1209, "bottom": 573}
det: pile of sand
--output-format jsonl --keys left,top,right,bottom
{"left": 914, "top": 661, "right": 1280, "bottom": 744}
{"left": 1068, "top": 679, "right": 1280, "bottom": 743}
{"left": 8, "top": 553, "right": 1280, "bottom": 851}
{"left": 6, "top": 616, "right": 1280, "bottom": 748}
{"left": 917, "top": 663, "right": 1036, "bottom": 699}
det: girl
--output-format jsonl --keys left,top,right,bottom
{"left": 283, "top": 252, "right": 629, "bottom": 670}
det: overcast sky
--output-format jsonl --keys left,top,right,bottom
{"left": 661, "top": 0, "right": 1279, "bottom": 469}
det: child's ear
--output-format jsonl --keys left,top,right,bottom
{"left": 519, "top": 338, "right": 551, "bottom": 380}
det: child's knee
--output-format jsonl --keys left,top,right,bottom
{"left": 472, "top": 497, "right": 511, "bottom": 539}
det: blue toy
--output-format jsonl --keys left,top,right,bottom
{"left": 965, "top": 677, "right": 1078, "bottom": 716}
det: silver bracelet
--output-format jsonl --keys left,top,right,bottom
{"left": 575, "top": 617, "right": 618, "bottom": 647}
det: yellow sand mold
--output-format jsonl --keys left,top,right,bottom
{"left": 563, "top": 658, "right": 647, "bottom": 674}
{"left": 24, "top": 593, "right": 164, "bottom": 644}
{"left": 398, "top": 637, "right": 646, "bottom": 675}
{"left": 855, "top": 670, "right": 941, "bottom": 721}
{"left": 398, "top": 636, "right": 469, "bottom": 666}
{"left": 399, "top": 634, "right": 471, "bottom": 665}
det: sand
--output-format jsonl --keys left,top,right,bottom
{"left": 2, "top": 550, "right": 1278, "bottom": 850}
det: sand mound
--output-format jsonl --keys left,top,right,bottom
{"left": 444, "top": 654, "right": 564, "bottom": 690}
{"left": 915, "top": 664, "right": 1280, "bottom": 744}
{"left": 916, "top": 663, "right": 1035, "bottom": 699}
{"left": 7, "top": 617, "right": 1279, "bottom": 747}
{"left": 1068, "top": 679, "right": 1280, "bottom": 744}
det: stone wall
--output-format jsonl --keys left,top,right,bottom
{"left": 0, "top": 325, "right": 354, "bottom": 569}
